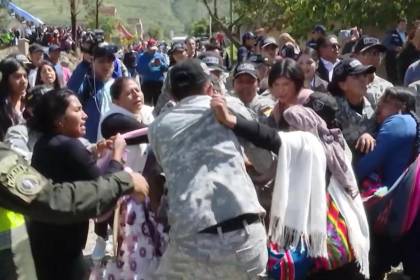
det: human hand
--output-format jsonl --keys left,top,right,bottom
{"left": 95, "top": 139, "right": 110, "bottom": 158}
{"left": 128, "top": 172, "right": 149, "bottom": 202}
{"left": 210, "top": 94, "right": 236, "bottom": 128}
{"left": 355, "top": 133, "right": 376, "bottom": 153}
{"left": 111, "top": 133, "right": 127, "bottom": 162}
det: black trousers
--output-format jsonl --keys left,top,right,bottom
{"left": 141, "top": 80, "right": 163, "bottom": 106}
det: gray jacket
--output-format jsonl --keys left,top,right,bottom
{"left": 148, "top": 95, "right": 271, "bottom": 238}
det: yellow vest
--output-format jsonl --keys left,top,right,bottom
{"left": 0, "top": 207, "right": 25, "bottom": 233}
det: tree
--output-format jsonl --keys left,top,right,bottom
{"left": 84, "top": 13, "right": 118, "bottom": 39}
{"left": 275, "top": 0, "right": 420, "bottom": 38}
{"left": 147, "top": 25, "right": 163, "bottom": 40}
{"left": 200, "top": 0, "right": 285, "bottom": 46}
{"left": 201, "top": 0, "right": 420, "bottom": 42}
{"left": 53, "top": 0, "right": 84, "bottom": 41}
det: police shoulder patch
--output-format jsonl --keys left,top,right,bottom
{"left": 0, "top": 153, "right": 46, "bottom": 202}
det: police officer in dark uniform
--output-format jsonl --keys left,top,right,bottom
{"left": 0, "top": 142, "right": 149, "bottom": 280}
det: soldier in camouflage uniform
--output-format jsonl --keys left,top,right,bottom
{"left": 328, "top": 58, "right": 377, "bottom": 151}
{"left": 352, "top": 36, "right": 393, "bottom": 109}
{"left": 149, "top": 59, "right": 271, "bottom": 279}
{"left": 232, "top": 62, "right": 275, "bottom": 119}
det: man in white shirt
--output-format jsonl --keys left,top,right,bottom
{"left": 316, "top": 35, "right": 341, "bottom": 82}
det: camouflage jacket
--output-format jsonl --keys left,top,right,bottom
{"left": 148, "top": 95, "right": 270, "bottom": 238}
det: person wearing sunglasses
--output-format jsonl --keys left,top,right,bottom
{"left": 316, "top": 35, "right": 341, "bottom": 82}
{"left": 352, "top": 36, "right": 393, "bottom": 109}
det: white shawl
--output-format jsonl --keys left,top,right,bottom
{"left": 328, "top": 146, "right": 370, "bottom": 278}
{"left": 269, "top": 131, "right": 328, "bottom": 258}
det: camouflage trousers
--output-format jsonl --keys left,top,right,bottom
{"left": 154, "top": 221, "right": 267, "bottom": 280}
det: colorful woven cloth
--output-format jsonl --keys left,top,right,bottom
{"left": 314, "top": 194, "right": 354, "bottom": 271}
{"left": 267, "top": 242, "right": 313, "bottom": 280}
{"left": 365, "top": 155, "right": 420, "bottom": 237}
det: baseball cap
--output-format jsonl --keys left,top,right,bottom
{"left": 332, "top": 58, "right": 376, "bottom": 81}
{"left": 92, "top": 43, "right": 117, "bottom": 59}
{"left": 261, "top": 37, "right": 279, "bottom": 49}
{"left": 48, "top": 44, "right": 60, "bottom": 53}
{"left": 313, "top": 24, "right": 326, "bottom": 34}
{"left": 200, "top": 51, "right": 225, "bottom": 72}
{"left": 328, "top": 58, "right": 376, "bottom": 95}
{"left": 234, "top": 62, "right": 258, "bottom": 79}
{"left": 242, "top": 32, "right": 256, "bottom": 41}
{"left": 147, "top": 38, "right": 158, "bottom": 50}
{"left": 29, "top": 43, "right": 44, "bottom": 54}
{"left": 170, "top": 59, "right": 210, "bottom": 97}
{"left": 169, "top": 42, "right": 186, "bottom": 54}
{"left": 353, "top": 36, "right": 387, "bottom": 53}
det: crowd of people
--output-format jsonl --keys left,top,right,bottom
{"left": 0, "top": 15, "right": 420, "bottom": 280}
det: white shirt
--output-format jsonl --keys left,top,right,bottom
{"left": 321, "top": 58, "right": 340, "bottom": 82}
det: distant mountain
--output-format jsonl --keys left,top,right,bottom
{"left": 11, "top": 0, "right": 213, "bottom": 36}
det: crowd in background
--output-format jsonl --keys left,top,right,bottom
{"left": 1, "top": 14, "right": 420, "bottom": 280}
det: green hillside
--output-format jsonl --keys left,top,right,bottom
{"left": 11, "top": 0, "right": 213, "bottom": 36}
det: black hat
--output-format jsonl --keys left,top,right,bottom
{"left": 48, "top": 44, "right": 60, "bottom": 53}
{"left": 261, "top": 37, "right": 278, "bottom": 49}
{"left": 328, "top": 58, "right": 376, "bottom": 95}
{"left": 170, "top": 59, "right": 210, "bottom": 95}
{"left": 304, "top": 92, "right": 339, "bottom": 128}
{"left": 200, "top": 51, "right": 225, "bottom": 72}
{"left": 242, "top": 32, "right": 256, "bottom": 42}
{"left": 353, "top": 36, "right": 387, "bottom": 53}
{"left": 332, "top": 58, "right": 375, "bottom": 81}
{"left": 29, "top": 43, "right": 44, "bottom": 54}
{"left": 233, "top": 62, "right": 258, "bottom": 79}
{"left": 313, "top": 24, "right": 326, "bottom": 35}
{"left": 92, "top": 43, "right": 117, "bottom": 59}
{"left": 169, "top": 42, "right": 186, "bottom": 54}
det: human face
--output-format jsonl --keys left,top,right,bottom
{"left": 114, "top": 79, "right": 144, "bottom": 114}
{"left": 270, "top": 77, "right": 298, "bottom": 106}
{"left": 376, "top": 97, "right": 401, "bottom": 124}
{"left": 9, "top": 67, "right": 28, "bottom": 98}
{"left": 172, "top": 49, "right": 187, "bottom": 63}
{"left": 339, "top": 74, "right": 368, "bottom": 99}
{"left": 40, "top": 64, "right": 56, "bottom": 86}
{"left": 297, "top": 54, "right": 317, "bottom": 81}
{"left": 233, "top": 74, "right": 258, "bottom": 105}
{"left": 398, "top": 20, "right": 407, "bottom": 32}
{"left": 57, "top": 95, "right": 87, "bottom": 138}
{"left": 262, "top": 44, "right": 278, "bottom": 60}
{"left": 320, "top": 37, "right": 340, "bottom": 62}
{"left": 30, "top": 51, "right": 43, "bottom": 67}
{"left": 92, "top": 56, "right": 114, "bottom": 81}
{"left": 186, "top": 39, "right": 196, "bottom": 58}
{"left": 356, "top": 48, "right": 383, "bottom": 69}
{"left": 245, "top": 38, "right": 256, "bottom": 48}
{"left": 49, "top": 50, "right": 60, "bottom": 64}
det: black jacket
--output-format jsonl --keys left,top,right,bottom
{"left": 317, "top": 59, "right": 330, "bottom": 82}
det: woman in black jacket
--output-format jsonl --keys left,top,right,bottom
{"left": 28, "top": 88, "right": 127, "bottom": 280}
